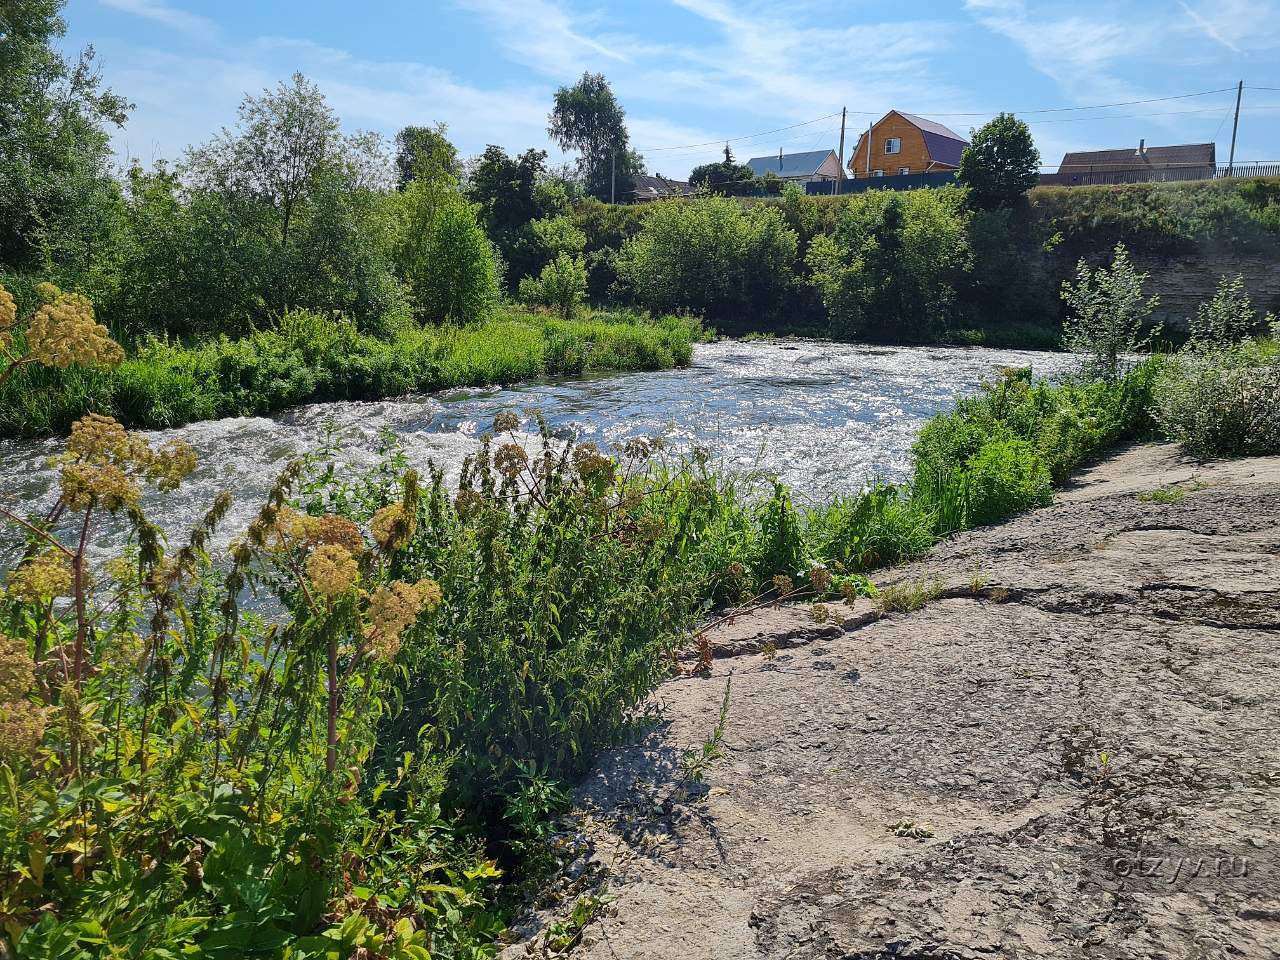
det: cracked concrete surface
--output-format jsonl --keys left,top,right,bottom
{"left": 508, "top": 443, "right": 1280, "bottom": 960}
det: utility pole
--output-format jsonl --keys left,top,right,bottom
{"left": 610, "top": 148, "right": 616, "bottom": 204}
{"left": 866, "top": 120, "right": 872, "bottom": 178}
{"left": 835, "top": 106, "right": 847, "bottom": 195}
{"left": 1227, "top": 80, "right": 1243, "bottom": 176}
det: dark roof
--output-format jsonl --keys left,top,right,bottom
{"left": 744, "top": 149, "right": 837, "bottom": 178}
{"left": 630, "top": 174, "right": 692, "bottom": 199}
{"left": 1057, "top": 142, "right": 1215, "bottom": 173}
{"left": 897, "top": 112, "right": 968, "bottom": 168}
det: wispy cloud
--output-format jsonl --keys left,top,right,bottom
{"left": 452, "top": 0, "right": 632, "bottom": 76}
{"left": 98, "top": 0, "right": 217, "bottom": 36}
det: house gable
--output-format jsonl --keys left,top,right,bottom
{"left": 847, "top": 111, "right": 968, "bottom": 179}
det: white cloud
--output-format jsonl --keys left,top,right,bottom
{"left": 98, "top": 0, "right": 217, "bottom": 35}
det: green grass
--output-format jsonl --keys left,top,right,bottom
{"left": 0, "top": 308, "right": 701, "bottom": 437}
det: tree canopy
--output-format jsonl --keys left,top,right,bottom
{"left": 547, "top": 72, "right": 643, "bottom": 201}
{"left": 0, "top": 0, "right": 132, "bottom": 273}
{"left": 394, "top": 123, "right": 459, "bottom": 187}
{"left": 689, "top": 145, "right": 757, "bottom": 195}
{"left": 957, "top": 113, "right": 1041, "bottom": 209}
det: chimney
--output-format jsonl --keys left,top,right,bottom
{"left": 1136, "top": 138, "right": 1145, "bottom": 156}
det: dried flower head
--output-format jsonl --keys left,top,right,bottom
{"left": 6, "top": 551, "right": 72, "bottom": 602}
{"left": 272, "top": 508, "right": 364, "bottom": 554}
{"left": 363, "top": 579, "right": 439, "bottom": 660}
{"left": 809, "top": 565, "right": 833, "bottom": 593}
{"left": 453, "top": 488, "right": 483, "bottom": 518}
{"left": 810, "top": 603, "right": 830, "bottom": 624}
{"left": 493, "top": 410, "right": 520, "bottom": 433}
{"left": 772, "top": 574, "right": 794, "bottom": 597}
{"left": 314, "top": 515, "right": 365, "bottom": 554}
{"left": 371, "top": 503, "right": 408, "bottom": 551}
{"left": 726, "top": 561, "right": 746, "bottom": 580}
{"left": 306, "top": 544, "right": 359, "bottom": 599}
{"left": 493, "top": 442, "right": 529, "bottom": 480}
{"left": 573, "top": 442, "right": 615, "bottom": 486}
{"left": 25, "top": 291, "right": 124, "bottom": 370}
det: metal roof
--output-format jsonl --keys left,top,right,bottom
{"left": 744, "top": 149, "right": 836, "bottom": 178}
{"left": 1057, "top": 142, "right": 1216, "bottom": 173}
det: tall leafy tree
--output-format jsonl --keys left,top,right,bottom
{"left": 689, "top": 145, "right": 756, "bottom": 195}
{"left": 547, "top": 72, "right": 643, "bottom": 202}
{"left": 957, "top": 113, "right": 1041, "bottom": 209}
{"left": 466, "top": 146, "right": 570, "bottom": 287}
{"left": 0, "top": 0, "right": 132, "bottom": 275}
{"left": 394, "top": 122, "right": 459, "bottom": 187}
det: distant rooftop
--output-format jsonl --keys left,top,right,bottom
{"left": 1057, "top": 142, "right": 1216, "bottom": 173}
{"left": 744, "top": 149, "right": 836, "bottom": 179}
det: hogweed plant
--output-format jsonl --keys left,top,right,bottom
{"left": 0, "top": 282, "right": 124, "bottom": 390}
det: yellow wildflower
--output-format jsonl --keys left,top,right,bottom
{"left": 371, "top": 503, "right": 408, "bottom": 551}
{"left": 0, "top": 286, "right": 15, "bottom": 346}
{"left": 363, "top": 578, "right": 441, "bottom": 660}
{"left": 0, "top": 633, "right": 35, "bottom": 702}
{"left": 314, "top": 515, "right": 364, "bottom": 554}
{"left": 273, "top": 508, "right": 364, "bottom": 554}
{"left": 306, "top": 544, "right": 358, "bottom": 599}
{"left": 6, "top": 551, "right": 73, "bottom": 602}
{"left": 33, "top": 282, "right": 61, "bottom": 303}
{"left": 415, "top": 577, "right": 443, "bottom": 612}
{"left": 52, "top": 415, "right": 195, "bottom": 511}
{"left": 25, "top": 292, "right": 124, "bottom": 370}
{"left": 0, "top": 699, "right": 46, "bottom": 761}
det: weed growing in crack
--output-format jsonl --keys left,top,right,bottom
{"left": 877, "top": 578, "right": 944, "bottom": 613}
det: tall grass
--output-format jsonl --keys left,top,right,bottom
{"left": 0, "top": 309, "right": 702, "bottom": 437}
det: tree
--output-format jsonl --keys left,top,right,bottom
{"left": 807, "top": 187, "right": 971, "bottom": 341}
{"left": 466, "top": 146, "right": 570, "bottom": 286}
{"left": 615, "top": 197, "right": 798, "bottom": 320}
{"left": 956, "top": 113, "right": 1040, "bottom": 209}
{"left": 1060, "top": 243, "right": 1159, "bottom": 381}
{"left": 547, "top": 72, "right": 643, "bottom": 201}
{"left": 689, "top": 145, "right": 755, "bottom": 195}
{"left": 392, "top": 173, "right": 499, "bottom": 324}
{"left": 394, "top": 123, "right": 459, "bottom": 187}
{"left": 147, "top": 74, "right": 401, "bottom": 331}
{"left": 0, "top": 0, "right": 132, "bottom": 274}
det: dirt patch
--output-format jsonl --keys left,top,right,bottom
{"left": 506, "top": 443, "right": 1280, "bottom": 960}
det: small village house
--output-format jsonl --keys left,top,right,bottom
{"left": 628, "top": 174, "right": 694, "bottom": 202}
{"left": 1042, "top": 141, "right": 1216, "bottom": 186}
{"left": 744, "top": 149, "right": 845, "bottom": 185}
{"left": 846, "top": 111, "right": 968, "bottom": 179}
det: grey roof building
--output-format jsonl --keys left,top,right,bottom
{"left": 1046, "top": 141, "right": 1217, "bottom": 185}
{"left": 744, "top": 149, "right": 844, "bottom": 182}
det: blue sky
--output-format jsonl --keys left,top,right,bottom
{"left": 66, "top": 0, "right": 1280, "bottom": 177}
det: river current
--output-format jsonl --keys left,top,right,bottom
{"left": 0, "top": 340, "right": 1073, "bottom": 560}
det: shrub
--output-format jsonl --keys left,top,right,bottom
{"left": 807, "top": 187, "right": 971, "bottom": 341}
{"left": 962, "top": 438, "right": 1053, "bottom": 525}
{"left": 1061, "top": 242, "right": 1160, "bottom": 381}
{"left": 1189, "top": 273, "right": 1276, "bottom": 346}
{"left": 392, "top": 174, "right": 500, "bottom": 324}
{"left": 615, "top": 197, "right": 797, "bottom": 321}
{"left": 518, "top": 253, "right": 588, "bottom": 319}
{"left": 1153, "top": 342, "right": 1280, "bottom": 457}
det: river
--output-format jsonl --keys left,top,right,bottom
{"left": 0, "top": 340, "right": 1072, "bottom": 560}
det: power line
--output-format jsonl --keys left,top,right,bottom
{"left": 636, "top": 86, "right": 1242, "bottom": 157}
{"left": 640, "top": 112, "right": 841, "bottom": 153}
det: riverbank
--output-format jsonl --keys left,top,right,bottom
{"left": 0, "top": 308, "right": 699, "bottom": 438}
{"left": 513, "top": 441, "right": 1280, "bottom": 959}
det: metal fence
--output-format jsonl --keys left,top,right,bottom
{"left": 1039, "top": 163, "right": 1280, "bottom": 187}
{"left": 806, "top": 171, "right": 958, "bottom": 196}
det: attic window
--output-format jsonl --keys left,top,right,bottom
{"left": 884, "top": 138, "right": 902, "bottom": 155}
